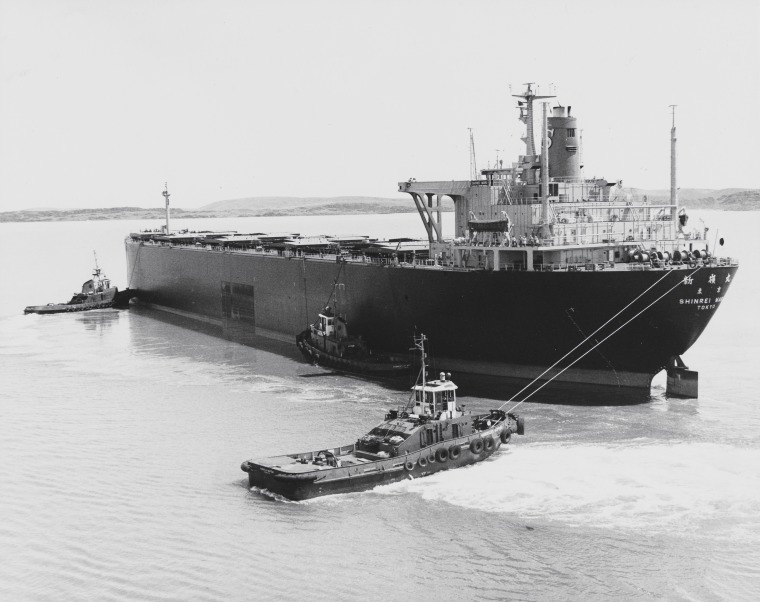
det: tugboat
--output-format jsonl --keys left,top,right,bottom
{"left": 242, "top": 335, "right": 525, "bottom": 501}
{"left": 296, "top": 304, "right": 412, "bottom": 376}
{"left": 24, "top": 253, "right": 128, "bottom": 315}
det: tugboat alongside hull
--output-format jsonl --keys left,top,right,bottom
{"left": 296, "top": 303, "right": 412, "bottom": 376}
{"left": 296, "top": 330, "right": 412, "bottom": 376}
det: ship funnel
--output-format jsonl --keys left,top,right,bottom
{"left": 548, "top": 103, "right": 581, "bottom": 179}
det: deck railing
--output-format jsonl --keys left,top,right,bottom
{"left": 128, "top": 237, "right": 738, "bottom": 271}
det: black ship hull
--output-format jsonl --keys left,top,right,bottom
{"left": 125, "top": 239, "right": 737, "bottom": 395}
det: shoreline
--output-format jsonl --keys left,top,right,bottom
{"left": 0, "top": 205, "right": 437, "bottom": 223}
{"left": 2, "top": 189, "right": 758, "bottom": 223}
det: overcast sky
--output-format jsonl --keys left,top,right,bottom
{"left": 1, "top": 0, "right": 758, "bottom": 211}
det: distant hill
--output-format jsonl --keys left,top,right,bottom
{"left": 196, "top": 195, "right": 438, "bottom": 216}
{"left": 0, "top": 196, "right": 432, "bottom": 222}
{"left": 0, "top": 189, "right": 756, "bottom": 223}
{"left": 633, "top": 188, "right": 760, "bottom": 210}
{"left": 199, "top": 195, "right": 417, "bottom": 212}
{"left": 0, "top": 206, "right": 217, "bottom": 223}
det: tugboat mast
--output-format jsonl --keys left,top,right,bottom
{"left": 414, "top": 334, "right": 428, "bottom": 389}
{"left": 162, "top": 183, "right": 171, "bottom": 234}
{"left": 92, "top": 250, "right": 101, "bottom": 278}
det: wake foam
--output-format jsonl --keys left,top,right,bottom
{"left": 376, "top": 442, "right": 760, "bottom": 532}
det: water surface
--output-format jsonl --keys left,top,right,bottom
{"left": 1, "top": 212, "right": 757, "bottom": 600}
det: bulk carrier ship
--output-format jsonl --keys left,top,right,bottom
{"left": 125, "top": 85, "right": 738, "bottom": 398}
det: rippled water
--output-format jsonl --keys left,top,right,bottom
{"left": 1, "top": 212, "right": 758, "bottom": 600}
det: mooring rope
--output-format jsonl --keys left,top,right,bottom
{"left": 499, "top": 268, "right": 672, "bottom": 406}
{"left": 500, "top": 266, "right": 703, "bottom": 413}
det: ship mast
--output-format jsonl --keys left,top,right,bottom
{"left": 413, "top": 333, "right": 428, "bottom": 392}
{"left": 512, "top": 83, "right": 555, "bottom": 185}
{"left": 669, "top": 105, "right": 678, "bottom": 231}
{"left": 162, "top": 182, "right": 171, "bottom": 234}
{"left": 541, "top": 102, "right": 550, "bottom": 240}
{"left": 468, "top": 128, "right": 478, "bottom": 180}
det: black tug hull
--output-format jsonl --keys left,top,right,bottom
{"left": 24, "top": 287, "right": 123, "bottom": 315}
{"left": 243, "top": 437, "right": 507, "bottom": 501}
{"left": 127, "top": 239, "right": 737, "bottom": 394}
{"left": 295, "top": 331, "right": 412, "bottom": 376}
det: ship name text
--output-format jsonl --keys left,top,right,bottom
{"left": 679, "top": 296, "right": 723, "bottom": 311}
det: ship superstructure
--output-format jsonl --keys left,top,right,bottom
{"left": 124, "top": 87, "right": 738, "bottom": 398}
{"left": 404, "top": 84, "right": 701, "bottom": 274}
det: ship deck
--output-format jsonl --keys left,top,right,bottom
{"left": 128, "top": 236, "right": 738, "bottom": 273}
{"left": 255, "top": 452, "right": 375, "bottom": 473}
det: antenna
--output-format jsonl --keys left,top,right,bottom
{"left": 162, "top": 182, "right": 171, "bottom": 234}
{"left": 541, "top": 101, "right": 550, "bottom": 240}
{"left": 512, "top": 82, "right": 556, "bottom": 185}
{"left": 468, "top": 128, "right": 478, "bottom": 180}
{"left": 669, "top": 105, "right": 678, "bottom": 218}
{"left": 415, "top": 333, "right": 428, "bottom": 389}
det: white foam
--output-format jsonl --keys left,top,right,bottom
{"left": 378, "top": 442, "right": 760, "bottom": 532}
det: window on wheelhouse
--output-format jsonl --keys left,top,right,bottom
{"left": 414, "top": 389, "right": 437, "bottom": 414}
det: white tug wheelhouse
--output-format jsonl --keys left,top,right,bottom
{"left": 412, "top": 371, "right": 462, "bottom": 419}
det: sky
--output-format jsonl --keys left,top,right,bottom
{"left": 1, "top": 0, "right": 758, "bottom": 211}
